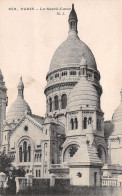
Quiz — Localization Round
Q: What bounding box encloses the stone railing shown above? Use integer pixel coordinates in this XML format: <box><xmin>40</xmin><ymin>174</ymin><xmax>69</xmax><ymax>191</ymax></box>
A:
<box><xmin>16</xmin><ymin>177</ymin><xmax>28</xmax><ymax>193</ymax></box>
<box><xmin>102</xmin><ymin>178</ymin><xmax>118</xmax><ymax>186</ymax></box>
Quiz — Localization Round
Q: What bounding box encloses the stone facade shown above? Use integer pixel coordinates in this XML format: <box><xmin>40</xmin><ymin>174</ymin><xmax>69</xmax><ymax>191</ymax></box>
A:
<box><xmin>1</xmin><ymin>4</ymin><xmax>122</xmax><ymax>186</ymax></box>
<box><xmin>0</xmin><ymin>70</ymin><xmax>7</xmax><ymax>148</ymax></box>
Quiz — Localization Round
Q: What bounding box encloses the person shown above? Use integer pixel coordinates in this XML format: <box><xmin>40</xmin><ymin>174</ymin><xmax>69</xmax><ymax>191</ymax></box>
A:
<box><xmin>4</xmin><ymin>169</ymin><xmax>16</xmax><ymax>194</ymax></box>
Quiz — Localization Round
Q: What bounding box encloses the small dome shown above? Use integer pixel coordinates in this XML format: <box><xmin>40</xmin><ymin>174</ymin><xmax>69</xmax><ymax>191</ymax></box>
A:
<box><xmin>7</xmin><ymin>96</ymin><xmax>31</xmax><ymax>121</ymax></box>
<box><xmin>112</xmin><ymin>90</ymin><xmax>122</xmax><ymax>122</ymax></box>
<box><xmin>67</xmin><ymin>76</ymin><xmax>100</xmax><ymax>112</ymax></box>
<box><xmin>112</xmin><ymin>103</ymin><xmax>122</xmax><ymax>123</ymax></box>
<box><xmin>7</xmin><ymin>77</ymin><xmax>31</xmax><ymax>122</ymax></box>
<box><xmin>110</xmin><ymin>90</ymin><xmax>122</xmax><ymax>136</ymax></box>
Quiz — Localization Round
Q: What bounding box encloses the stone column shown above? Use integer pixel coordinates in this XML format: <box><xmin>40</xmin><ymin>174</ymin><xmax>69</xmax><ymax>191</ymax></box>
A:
<box><xmin>93</xmin><ymin>111</ymin><xmax>97</xmax><ymax>133</ymax></box>
<box><xmin>26</xmin><ymin>173</ymin><xmax>33</xmax><ymax>187</ymax></box>
<box><xmin>78</xmin><ymin>111</ymin><xmax>83</xmax><ymax>131</ymax></box>
<box><xmin>68</xmin><ymin>70</ymin><xmax>70</xmax><ymax>79</ymax></box>
<box><xmin>46</xmin><ymin>100</ymin><xmax>48</xmax><ymax>113</ymax></box>
<box><xmin>50</xmin><ymin>174</ymin><xmax>55</xmax><ymax>186</ymax></box>
<box><xmin>92</xmin><ymin>72</ymin><xmax>94</xmax><ymax>81</ymax></box>
<box><xmin>0</xmin><ymin>172</ymin><xmax>6</xmax><ymax>188</ymax></box>
<box><xmin>59</xmin><ymin>98</ymin><xmax>62</xmax><ymax>110</ymax></box>
<box><xmin>52</xmin><ymin>99</ymin><xmax>55</xmax><ymax>111</ymax></box>
<box><xmin>66</xmin><ymin>113</ymin><xmax>69</xmax><ymax>134</ymax></box>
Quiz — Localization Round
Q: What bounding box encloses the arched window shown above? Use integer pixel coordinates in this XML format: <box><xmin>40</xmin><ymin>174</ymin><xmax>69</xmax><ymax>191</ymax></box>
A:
<box><xmin>74</xmin><ymin>118</ymin><xmax>78</xmax><ymax>129</ymax></box>
<box><xmin>54</xmin><ymin>95</ymin><xmax>59</xmax><ymax>110</ymax></box>
<box><xmin>39</xmin><ymin>170</ymin><xmax>41</xmax><ymax>177</ymax></box>
<box><xmin>83</xmin><ymin>117</ymin><xmax>87</xmax><ymax>129</ymax></box>
<box><xmin>49</xmin><ymin>97</ymin><xmax>52</xmax><ymax>112</ymax></box>
<box><xmin>83</xmin><ymin>68</ymin><xmax>85</xmax><ymax>75</ymax></box>
<box><xmin>52</xmin><ymin>159</ymin><xmax>55</xmax><ymax>164</ymax></box>
<box><xmin>28</xmin><ymin>146</ymin><xmax>31</xmax><ymax>162</ymax></box>
<box><xmin>37</xmin><ymin>154</ymin><xmax>38</xmax><ymax>162</ymax></box>
<box><xmin>19</xmin><ymin>147</ymin><xmax>22</xmax><ymax>162</ymax></box>
<box><xmin>40</xmin><ymin>154</ymin><xmax>41</xmax><ymax>162</ymax></box>
<box><xmin>70</xmin><ymin>118</ymin><xmax>74</xmax><ymax>130</ymax></box>
<box><xmin>23</xmin><ymin>141</ymin><xmax>27</xmax><ymax>162</ymax></box>
<box><xmin>88</xmin><ymin>117</ymin><xmax>92</xmax><ymax>125</ymax></box>
<box><xmin>36</xmin><ymin>170</ymin><xmax>38</xmax><ymax>177</ymax></box>
<box><xmin>70</xmin><ymin>71</ymin><xmax>76</xmax><ymax>75</ymax></box>
<box><xmin>97</xmin><ymin>119</ymin><xmax>99</xmax><ymax>130</ymax></box>
<box><xmin>97</xmin><ymin>145</ymin><xmax>106</xmax><ymax>164</ymax></box>
<box><xmin>46</xmin><ymin>129</ymin><xmax>47</xmax><ymax>135</ymax></box>
<box><xmin>61</xmin><ymin>94</ymin><xmax>67</xmax><ymax>109</ymax></box>
<box><xmin>35</xmin><ymin>154</ymin><xmax>37</xmax><ymax>162</ymax></box>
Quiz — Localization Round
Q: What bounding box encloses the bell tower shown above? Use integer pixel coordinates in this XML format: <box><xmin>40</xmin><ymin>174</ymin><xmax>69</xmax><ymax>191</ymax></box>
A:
<box><xmin>0</xmin><ymin>70</ymin><xmax>7</xmax><ymax>148</ymax></box>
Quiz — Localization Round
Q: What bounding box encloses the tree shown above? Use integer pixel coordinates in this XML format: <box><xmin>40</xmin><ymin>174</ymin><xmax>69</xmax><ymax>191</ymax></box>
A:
<box><xmin>0</xmin><ymin>153</ymin><xmax>12</xmax><ymax>174</ymax></box>
<box><xmin>13</xmin><ymin>167</ymin><xmax>26</xmax><ymax>177</ymax></box>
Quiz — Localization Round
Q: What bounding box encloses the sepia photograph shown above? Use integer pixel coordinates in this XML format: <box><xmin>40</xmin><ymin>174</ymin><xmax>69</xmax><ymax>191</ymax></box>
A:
<box><xmin>0</xmin><ymin>0</ymin><xmax>122</xmax><ymax>195</ymax></box>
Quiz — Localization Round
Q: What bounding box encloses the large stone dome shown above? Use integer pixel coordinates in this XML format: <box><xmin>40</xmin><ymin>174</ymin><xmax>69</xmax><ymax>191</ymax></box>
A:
<box><xmin>49</xmin><ymin>35</ymin><xmax>97</xmax><ymax>73</ymax></box>
<box><xmin>7</xmin><ymin>77</ymin><xmax>31</xmax><ymax>122</ymax></box>
<box><xmin>67</xmin><ymin>76</ymin><xmax>100</xmax><ymax>112</ymax></box>
<box><xmin>49</xmin><ymin>4</ymin><xmax>97</xmax><ymax>73</ymax></box>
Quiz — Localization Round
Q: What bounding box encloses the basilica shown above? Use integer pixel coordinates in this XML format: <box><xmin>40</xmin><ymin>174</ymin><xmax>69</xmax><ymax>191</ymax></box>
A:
<box><xmin>1</xmin><ymin>4</ymin><xmax>122</xmax><ymax>186</ymax></box>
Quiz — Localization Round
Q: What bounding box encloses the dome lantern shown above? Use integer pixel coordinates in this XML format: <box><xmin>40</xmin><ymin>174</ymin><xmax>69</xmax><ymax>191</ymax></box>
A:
<box><xmin>120</xmin><ymin>89</ymin><xmax>122</xmax><ymax>102</ymax></box>
<box><xmin>68</xmin><ymin>4</ymin><xmax>78</xmax><ymax>35</ymax></box>
<box><xmin>17</xmin><ymin>76</ymin><xmax>24</xmax><ymax>98</ymax></box>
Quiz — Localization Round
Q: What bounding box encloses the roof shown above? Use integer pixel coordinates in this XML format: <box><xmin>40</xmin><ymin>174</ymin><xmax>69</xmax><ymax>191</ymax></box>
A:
<box><xmin>49</xmin><ymin>5</ymin><xmax>97</xmax><ymax>74</ymax></box>
<box><xmin>7</xmin><ymin>96</ymin><xmax>32</xmax><ymax>122</ymax></box>
<box><xmin>7</xmin><ymin>77</ymin><xmax>32</xmax><ymax>122</ymax></box>
<box><xmin>30</xmin><ymin>114</ymin><xmax>44</xmax><ymax>124</ymax></box>
<box><xmin>43</xmin><ymin>116</ymin><xmax>57</xmax><ymax>124</ymax></box>
<box><xmin>49</xmin><ymin>34</ymin><xmax>97</xmax><ymax>73</ymax></box>
<box><xmin>111</xmin><ymin>90</ymin><xmax>122</xmax><ymax>136</ymax></box>
<box><xmin>67</xmin><ymin>142</ymin><xmax>102</xmax><ymax>166</ymax></box>
<box><xmin>67</xmin><ymin>76</ymin><xmax>100</xmax><ymax>112</ymax></box>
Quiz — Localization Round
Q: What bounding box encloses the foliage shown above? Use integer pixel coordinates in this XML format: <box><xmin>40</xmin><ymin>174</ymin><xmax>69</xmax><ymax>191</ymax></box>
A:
<box><xmin>13</xmin><ymin>167</ymin><xmax>26</xmax><ymax>177</ymax></box>
<box><xmin>0</xmin><ymin>153</ymin><xmax>26</xmax><ymax>177</ymax></box>
<box><xmin>0</xmin><ymin>153</ymin><xmax>12</xmax><ymax>174</ymax></box>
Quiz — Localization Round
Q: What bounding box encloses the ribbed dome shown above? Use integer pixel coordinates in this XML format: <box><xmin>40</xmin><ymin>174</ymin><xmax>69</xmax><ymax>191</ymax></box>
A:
<box><xmin>49</xmin><ymin>5</ymin><xmax>97</xmax><ymax>73</ymax></box>
<box><xmin>111</xmin><ymin>90</ymin><xmax>122</xmax><ymax>136</ymax></box>
<box><xmin>7</xmin><ymin>77</ymin><xmax>31</xmax><ymax>122</ymax></box>
<box><xmin>67</xmin><ymin>76</ymin><xmax>100</xmax><ymax>112</ymax></box>
<box><xmin>49</xmin><ymin>34</ymin><xmax>97</xmax><ymax>73</ymax></box>
<box><xmin>7</xmin><ymin>96</ymin><xmax>31</xmax><ymax>121</ymax></box>
<box><xmin>112</xmin><ymin>90</ymin><xmax>122</xmax><ymax>123</ymax></box>
<box><xmin>112</xmin><ymin>103</ymin><xmax>122</xmax><ymax>122</ymax></box>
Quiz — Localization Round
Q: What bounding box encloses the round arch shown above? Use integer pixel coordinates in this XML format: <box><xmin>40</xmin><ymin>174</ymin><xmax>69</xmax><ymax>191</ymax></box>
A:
<box><xmin>97</xmin><ymin>144</ymin><xmax>107</xmax><ymax>164</ymax></box>
<box><xmin>16</xmin><ymin>136</ymin><xmax>34</xmax><ymax>163</ymax></box>
<box><xmin>63</xmin><ymin>143</ymin><xmax>80</xmax><ymax>162</ymax></box>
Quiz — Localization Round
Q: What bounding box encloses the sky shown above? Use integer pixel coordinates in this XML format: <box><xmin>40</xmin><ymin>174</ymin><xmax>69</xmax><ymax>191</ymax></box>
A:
<box><xmin>0</xmin><ymin>0</ymin><xmax>122</xmax><ymax>120</ymax></box>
